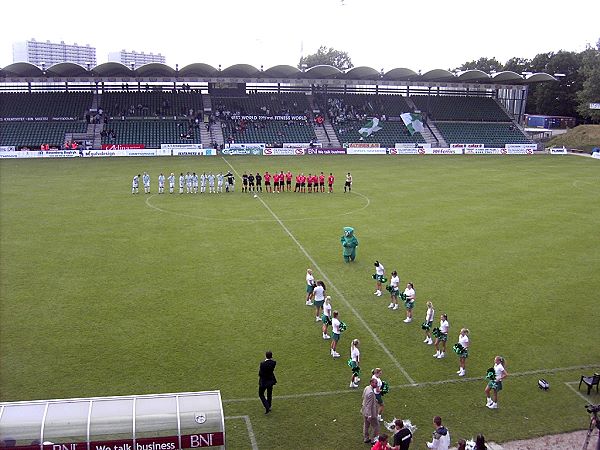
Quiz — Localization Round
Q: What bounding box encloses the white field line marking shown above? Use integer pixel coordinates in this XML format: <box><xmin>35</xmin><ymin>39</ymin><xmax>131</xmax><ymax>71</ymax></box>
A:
<box><xmin>564</xmin><ymin>381</ymin><xmax>598</xmax><ymax>403</ymax></box>
<box><xmin>225</xmin><ymin>415</ymin><xmax>259</xmax><ymax>450</ymax></box>
<box><xmin>222</xmin><ymin>157</ymin><xmax>416</xmax><ymax>385</ymax></box>
<box><xmin>144</xmin><ymin>191</ymin><xmax>369</xmax><ymax>222</ymax></box>
<box><xmin>223</xmin><ymin>364</ymin><xmax>599</xmax><ymax>404</ymax></box>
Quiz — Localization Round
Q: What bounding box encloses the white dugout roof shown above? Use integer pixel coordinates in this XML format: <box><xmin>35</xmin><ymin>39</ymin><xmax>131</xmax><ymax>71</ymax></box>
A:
<box><xmin>0</xmin><ymin>391</ymin><xmax>224</xmax><ymax>450</ymax></box>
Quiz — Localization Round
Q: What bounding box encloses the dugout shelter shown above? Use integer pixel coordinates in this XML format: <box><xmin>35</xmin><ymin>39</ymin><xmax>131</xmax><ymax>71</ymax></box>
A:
<box><xmin>0</xmin><ymin>391</ymin><xmax>225</xmax><ymax>450</ymax></box>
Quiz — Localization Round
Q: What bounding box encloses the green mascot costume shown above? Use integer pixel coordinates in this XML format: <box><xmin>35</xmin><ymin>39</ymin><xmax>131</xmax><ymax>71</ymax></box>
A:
<box><xmin>340</xmin><ymin>226</ymin><xmax>358</xmax><ymax>263</ymax></box>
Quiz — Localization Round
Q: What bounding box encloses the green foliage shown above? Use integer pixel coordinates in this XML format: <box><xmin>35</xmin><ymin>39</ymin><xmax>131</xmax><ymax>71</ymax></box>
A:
<box><xmin>298</xmin><ymin>45</ymin><xmax>353</xmax><ymax>70</ymax></box>
<box><xmin>454</xmin><ymin>40</ymin><xmax>600</xmax><ymax>121</ymax></box>
<box><xmin>502</xmin><ymin>57</ymin><xmax>532</xmax><ymax>75</ymax></box>
<box><xmin>1</xmin><ymin>156</ymin><xmax>599</xmax><ymax>449</ymax></box>
<box><xmin>576</xmin><ymin>46</ymin><xmax>600</xmax><ymax>123</ymax></box>
<box><xmin>526</xmin><ymin>51</ymin><xmax>585</xmax><ymax>117</ymax></box>
<box><xmin>455</xmin><ymin>57</ymin><xmax>502</xmax><ymax>73</ymax></box>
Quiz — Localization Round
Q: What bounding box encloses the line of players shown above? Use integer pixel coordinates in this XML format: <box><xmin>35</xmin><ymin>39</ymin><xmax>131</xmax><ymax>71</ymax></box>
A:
<box><xmin>132</xmin><ymin>171</ymin><xmax>235</xmax><ymax>194</ymax></box>
<box><xmin>132</xmin><ymin>170</ymin><xmax>348</xmax><ymax>195</ymax></box>
<box><xmin>241</xmin><ymin>171</ymin><xmax>336</xmax><ymax>194</ymax></box>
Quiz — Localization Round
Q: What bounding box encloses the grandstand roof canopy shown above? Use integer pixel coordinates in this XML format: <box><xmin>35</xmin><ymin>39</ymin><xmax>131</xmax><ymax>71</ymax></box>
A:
<box><xmin>0</xmin><ymin>62</ymin><xmax>556</xmax><ymax>85</ymax></box>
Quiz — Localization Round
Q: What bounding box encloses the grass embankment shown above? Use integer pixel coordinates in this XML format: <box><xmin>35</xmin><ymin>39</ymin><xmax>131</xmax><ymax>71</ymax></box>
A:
<box><xmin>547</xmin><ymin>124</ymin><xmax>600</xmax><ymax>152</ymax></box>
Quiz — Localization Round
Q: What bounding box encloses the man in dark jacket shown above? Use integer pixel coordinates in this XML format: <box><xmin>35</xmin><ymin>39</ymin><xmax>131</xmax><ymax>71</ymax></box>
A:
<box><xmin>258</xmin><ymin>351</ymin><xmax>277</xmax><ymax>414</ymax></box>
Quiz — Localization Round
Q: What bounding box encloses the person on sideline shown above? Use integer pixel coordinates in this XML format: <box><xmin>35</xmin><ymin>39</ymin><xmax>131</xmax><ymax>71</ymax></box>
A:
<box><xmin>313</xmin><ymin>280</ymin><xmax>326</xmax><ymax>322</ymax></box>
<box><xmin>474</xmin><ymin>434</ymin><xmax>487</xmax><ymax>450</ymax></box>
<box><xmin>349</xmin><ymin>338</ymin><xmax>361</xmax><ymax>388</ymax></box>
<box><xmin>455</xmin><ymin>328</ymin><xmax>470</xmax><ymax>377</ymax></box>
<box><xmin>387</xmin><ymin>270</ymin><xmax>400</xmax><ymax>310</ymax></box>
<box><xmin>426</xmin><ymin>416</ymin><xmax>450</xmax><ymax>450</ymax></box>
<box><xmin>485</xmin><ymin>356</ymin><xmax>508</xmax><ymax>409</ymax></box>
<box><xmin>362</xmin><ymin>378</ymin><xmax>380</xmax><ymax>444</ymax></box>
<box><xmin>305</xmin><ymin>269</ymin><xmax>315</xmax><ymax>306</ymax></box>
<box><xmin>322</xmin><ymin>296</ymin><xmax>332</xmax><ymax>340</ymax></box>
<box><xmin>371</xmin><ymin>434</ymin><xmax>389</xmax><ymax>450</ymax></box>
<box><xmin>391</xmin><ymin>419</ymin><xmax>413</xmax><ymax>450</ymax></box>
<box><xmin>433</xmin><ymin>314</ymin><xmax>449</xmax><ymax>359</ymax></box>
<box><xmin>402</xmin><ymin>282</ymin><xmax>416</xmax><ymax>323</ymax></box>
<box><xmin>422</xmin><ymin>301</ymin><xmax>435</xmax><ymax>344</ymax></box>
<box><xmin>258</xmin><ymin>351</ymin><xmax>277</xmax><ymax>414</ymax></box>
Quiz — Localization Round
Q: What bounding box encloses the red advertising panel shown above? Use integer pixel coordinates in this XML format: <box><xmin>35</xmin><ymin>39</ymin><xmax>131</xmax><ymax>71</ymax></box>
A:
<box><xmin>180</xmin><ymin>433</ymin><xmax>224</xmax><ymax>448</ymax></box>
<box><xmin>101</xmin><ymin>144</ymin><xmax>145</xmax><ymax>150</ymax></box>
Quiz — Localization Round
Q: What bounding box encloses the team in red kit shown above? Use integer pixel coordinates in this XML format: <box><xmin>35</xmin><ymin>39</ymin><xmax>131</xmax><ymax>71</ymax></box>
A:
<box><xmin>257</xmin><ymin>170</ymin><xmax>339</xmax><ymax>194</ymax></box>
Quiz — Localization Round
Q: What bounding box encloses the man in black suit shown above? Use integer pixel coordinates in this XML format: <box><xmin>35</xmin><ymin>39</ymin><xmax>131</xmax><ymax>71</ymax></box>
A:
<box><xmin>258</xmin><ymin>351</ymin><xmax>277</xmax><ymax>414</ymax></box>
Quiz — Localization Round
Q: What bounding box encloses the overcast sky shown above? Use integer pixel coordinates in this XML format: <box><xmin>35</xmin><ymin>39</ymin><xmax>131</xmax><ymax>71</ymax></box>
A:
<box><xmin>2</xmin><ymin>0</ymin><xmax>598</xmax><ymax>72</ymax></box>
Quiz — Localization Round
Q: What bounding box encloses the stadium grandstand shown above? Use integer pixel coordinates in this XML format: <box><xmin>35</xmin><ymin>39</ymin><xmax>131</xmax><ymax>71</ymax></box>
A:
<box><xmin>0</xmin><ymin>62</ymin><xmax>557</xmax><ymax>151</ymax></box>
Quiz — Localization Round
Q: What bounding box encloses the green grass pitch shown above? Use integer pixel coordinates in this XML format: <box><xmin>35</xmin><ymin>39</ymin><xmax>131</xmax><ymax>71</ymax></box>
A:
<box><xmin>1</xmin><ymin>155</ymin><xmax>599</xmax><ymax>449</ymax></box>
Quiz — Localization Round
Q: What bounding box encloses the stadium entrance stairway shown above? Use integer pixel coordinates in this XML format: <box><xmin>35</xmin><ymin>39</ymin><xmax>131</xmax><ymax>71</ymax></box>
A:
<box><xmin>421</xmin><ymin>122</ymin><xmax>448</xmax><ymax>147</ymax></box>
<box><xmin>67</xmin><ymin>123</ymin><xmax>96</xmax><ymax>149</ymax></box>
<box><xmin>321</xmin><ymin>121</ymin><xmax>341</xmax><ymax>147</ymax></box>
<box><xmin>312</xmin><ymin>123</ymin><xmax>332</xmax><ymax>146</ymax></box>
<box><xmin>306</xmin><ymin>93</ymin><xmax>340</xmax><ymax>147</ymax></box>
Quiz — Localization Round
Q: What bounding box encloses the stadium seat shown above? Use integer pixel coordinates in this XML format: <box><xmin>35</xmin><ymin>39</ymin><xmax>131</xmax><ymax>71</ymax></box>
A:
<box><xmin>579</xmin><ymin>373</ymin><xmax>600</xmax><ymax>395</ymax></box>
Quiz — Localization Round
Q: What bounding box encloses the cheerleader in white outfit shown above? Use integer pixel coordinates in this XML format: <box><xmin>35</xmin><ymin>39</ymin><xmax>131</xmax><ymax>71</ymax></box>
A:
<box><xmin>349</xmin><ymin>339</ymin><xmax>361</xmax><ymax>388</ymax></box>
<box><xmin>455</xmin><ymin>328</ymin><xmax>470</xmax><ymax>376</ymax></box>
<box><xmin>387</xmin><ymin>270</ymin><xmax>400</xmax><ymax>310</ymax></box>
<box><xmin>433</xmin><ymin>314</ymin><xmax>449</xmax><ymax>358</ymax></box>
<box><xmin>322</xmin><ymin>296</ymin><xmax>332</xmax><ymax>339</ymax></box>
<box><xmin>422</xmin><ymin>301</ymin><xmax>435</xmax><ymax>344</ymax></box>
<box><xmin>402</xmin><ymin>282</ymin><xmax>416</xmax><ymax>323</ymax></box>
<box><xmin>373</xmin><ymin>261</ymin><xmax>385</xmax><ymax>296</ymax></box>
<box><xmin>485</xmin><ymin>356</ymin><xmax>508</xmax><ymax>409</ymax></box>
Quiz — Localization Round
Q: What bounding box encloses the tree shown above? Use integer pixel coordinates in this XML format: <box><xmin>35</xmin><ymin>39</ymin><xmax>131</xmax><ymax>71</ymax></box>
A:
<box><xmin>298</xmin><ymin>46</ymin><xmax>353</xmax><ymax>71</ymax></box>
<box><xmin>576</xmin><ymin>43</ymin><xmax>600</xmax><ymax>123</ymax></box>
<box><xmin>502</xmin><ymin>57</ymin><xmax>532</xmax><ymax>75</ymax></box>
<box><xmin>455</xmin><ymin>57</ymin><xmax>502</xmax><ymax>73</ymax></box>
<box><xmin>526</xmin><ymin>51</ymin><xmax>584</xmax><ymax>117</ymax></box>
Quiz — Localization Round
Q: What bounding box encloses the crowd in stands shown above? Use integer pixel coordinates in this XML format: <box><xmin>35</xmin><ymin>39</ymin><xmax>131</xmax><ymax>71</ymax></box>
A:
<box><xmin>212</xmin><ymin>94</ymin><xmax>314</xmax><ymax>146</ymax></box>
<box><xmin>100</xmin><ymin>129</ymin><xmax>117</xmax><ymax>141</ymax></box>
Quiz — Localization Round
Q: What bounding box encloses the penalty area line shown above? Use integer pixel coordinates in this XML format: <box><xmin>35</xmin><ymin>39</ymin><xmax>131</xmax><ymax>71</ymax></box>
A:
<box><xmin>221</xmin><ymin>157</ymin><xmax>416</xmax><ymax>386</ymax></box>
<box><xmin>224</xmin><ymin>415</ymin><xmax>259</xmax><ymax>450</ymax></box>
